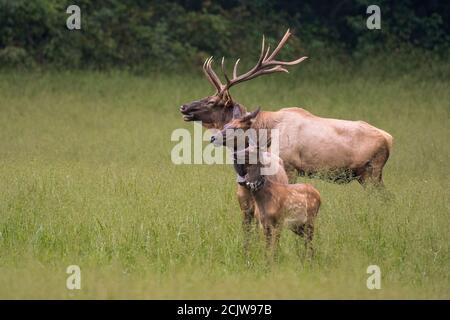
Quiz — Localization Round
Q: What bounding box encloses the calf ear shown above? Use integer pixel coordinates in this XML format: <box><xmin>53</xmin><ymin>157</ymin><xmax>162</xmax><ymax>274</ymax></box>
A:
<box><xmin>232</xmin><ymin>104</ymin><xmax>242</xmax><ymax>119</ymax></box>
<box><xmin>242</xmin><ymin>106</ymin><xmax>261</xmax><ymax>122</ymax></box>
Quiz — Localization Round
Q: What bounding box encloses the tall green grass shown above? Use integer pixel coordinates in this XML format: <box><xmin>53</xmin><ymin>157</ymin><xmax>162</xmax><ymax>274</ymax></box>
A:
<box><xmin>0</xmin><ymin>59</ymin><xmax>449</xmax><ymax>298</ymax></box>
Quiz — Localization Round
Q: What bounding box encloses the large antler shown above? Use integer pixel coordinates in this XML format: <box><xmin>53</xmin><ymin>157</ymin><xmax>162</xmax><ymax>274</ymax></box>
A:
<box><xmin>203</xmin><ymin>56</ymin><xmax>225</xmax><ymax>93</ymax></box>
<box><xmin>221</xmin><ymin>29</ymin><xmax>307</xmax><ymax>92</ymax></box>
<box><xmin>202</xmin><ymin>29</ymin><xmax>307</xmax><ymax>97</ymax></box>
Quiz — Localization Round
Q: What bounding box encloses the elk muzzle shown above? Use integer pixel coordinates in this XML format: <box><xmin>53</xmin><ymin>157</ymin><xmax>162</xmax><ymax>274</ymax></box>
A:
<box><xmin>210</xmin><ymin>131</ymin><xmax>225</xmax><ymax>146</ymax></box>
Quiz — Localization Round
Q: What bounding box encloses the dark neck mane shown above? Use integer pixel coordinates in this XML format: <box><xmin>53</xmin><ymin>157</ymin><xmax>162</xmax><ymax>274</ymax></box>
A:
<box><xmin>233</xmin><ymin>162</ymin><xmax>247</xmax><ymax>178</ymax></box>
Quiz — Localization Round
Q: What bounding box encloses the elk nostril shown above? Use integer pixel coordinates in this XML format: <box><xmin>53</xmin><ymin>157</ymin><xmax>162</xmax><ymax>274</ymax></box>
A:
<box><xmin>180</xmin><ymin>105</ymin><xmax>186</xmax><ymax>111</ymax></box>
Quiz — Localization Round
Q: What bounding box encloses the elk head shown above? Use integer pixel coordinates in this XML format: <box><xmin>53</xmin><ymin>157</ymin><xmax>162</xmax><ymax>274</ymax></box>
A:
<box><xmin>210</xmin><ymin>107</ymin><xmax>261</xmax><ymax>148</ymax></box>
<box><xmin>180</xmin><ymin>29</ymin><xmax>307</xmax><ymax>129</ymax></box>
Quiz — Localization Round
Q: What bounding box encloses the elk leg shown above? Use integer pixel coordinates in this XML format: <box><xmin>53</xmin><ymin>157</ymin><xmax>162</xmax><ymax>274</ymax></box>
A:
<box><xmin>263</xmin><ymin>222</ymin><xmax>272</xmax><ymax>249</ymax></box>
<box><xmin>284</xmin><ymin>165</ymin><xmax>298</xmax><ymax>184</ymax></box>
<box><xmin>271</xmin><ymin>226</ymin><xmax>282</xmax><ymax>260</ymax></box>
<box><xmin>292</xmin><ymin>225</ymin><xmax>307</xmax><ymax>258</ymax></box>
<box><xmin>304</xmin><ymin>224</ymin><xmax>315</xmax><ymax>259</ymax></box>
<box><xmin>359</xmin><ymin>148</ymin><xmax>389</xmax><ymax>188</ymax></box>
<box><xmin>262</xmin><ymin>218</ymin><xmax>281</xmax><ymax>261</ymax></box>
<box><xmin>291</xmin><ymin>224</ymin><xmax>313</xmax><ymax>259</ymax></box>
<box><xmin>237</xmin><ymin>185</ymin><xmax>255</xmax><ymax>255</ymax></box>
<box><xmin>242</xmin><ymin>210</ymin><xmax>254</xmax><ymax>255</ymax></box>
<box><xmin>370</xmin><ymin>154</ymin><xmax>388</xmax><ymax>188</ymax></box>
<box><xmin>362</xmin><ymin>163</ymin><xmax>385</xmax><ymax>188</ymax></box>
<box><xmin>357</xmin><ymin>162</ymin><xmax>373</xmax><ymax>187</ymax></box>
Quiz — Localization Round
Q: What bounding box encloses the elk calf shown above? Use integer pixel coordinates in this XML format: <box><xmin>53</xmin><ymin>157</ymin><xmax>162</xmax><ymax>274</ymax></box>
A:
<box><xmin>211</xmin><ymin>107</ymin><xmax>321</xmax><ymax>256</ymax></box>
<box><xmin>232</xmin><ymin>146</ymin><xmax>321</xmax><ymax>257</ymax></box>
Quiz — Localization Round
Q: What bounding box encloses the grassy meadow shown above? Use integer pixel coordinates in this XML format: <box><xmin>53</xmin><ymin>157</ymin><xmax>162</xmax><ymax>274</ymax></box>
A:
<box><xmin>0</xmin><ymin>58</ymin><xmax>449</xmax><ymax>299</ymax></box>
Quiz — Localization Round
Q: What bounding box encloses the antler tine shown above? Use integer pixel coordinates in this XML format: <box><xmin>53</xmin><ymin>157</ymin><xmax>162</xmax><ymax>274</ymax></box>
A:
<box><xmin>235</xmin><ymin>66</ymin><xmax>289</xmax><ymax>83</ymax></box>
<box><xmin>268</xmin><ymin>56</ymin><xmax>308</xmax><ymax>66</ymax></box>
<box><xmin>226</xmin><ymin>34</ymin><xmax>267</xmax><ymax>83</ymax></box>
<box><xmin>203</xmin><ymin>57</ymin><xmax>219</xmax><ymax>92</ymax></box>
<box><xmin>267</xmin><ymin>29</ymin><xmax>291</xmax><ymax>61</ymax></box>
<box><xmin>209</xmin><ymin>58</ymin><xmax>224</xmax><ymax>88</ymax></box>
<box><xmin>258</xmin><ymin>35</ymin><xmax>266</xmax><ymax>66</ymax></box>
<box><xmin>221</xmin><ymin>57</ymin><xmax>231</xmax><ymax>85</ymax></box>
<box><xmin>206</xmin><ymin>57</ymin><xmax>224</xmax><ymax>92</ymax></box>
<box><xmin>232</xmin><ymin>59</ymin><xmax>240</xmax><ymax>79</ymax></box>
<box><xmin>218</xmin><ymin>28</ymin><xmax>307</xmax><ymax>93</ymax></box>
<box><xmin>263</xmin><ymin>45</ymin><xmax>271</xmax><ymax>61</ymax></box>
<box><xmin>203</xmin><ymin>57</ymin><xmax>213</xmax><ymax>79</ymax></box>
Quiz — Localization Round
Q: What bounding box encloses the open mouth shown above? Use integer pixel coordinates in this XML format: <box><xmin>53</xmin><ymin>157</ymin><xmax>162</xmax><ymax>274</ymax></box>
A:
<box><xmin>182</xmin><ymin>114</ymin><xmax>195</xmax><ymax>121</ymax></box>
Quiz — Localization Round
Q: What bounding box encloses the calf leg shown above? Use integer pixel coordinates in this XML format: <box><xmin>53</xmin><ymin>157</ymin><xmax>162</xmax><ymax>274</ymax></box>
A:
<box><xmin>292</xmin><ymin>224</ymin><xmax>314</xmax><ymax>258</ymax></box>
<box><xmin>304</xmin><ymin>224</ymin><xmax>315</xmax><ymax>258</ymax></box>
<box><xmin>237</xmin><ymin>185</ymin><xmax>255</xmax><ymax>255</ymax></box>
<box><xmin>263</xmin><ymin>222</ymin><xmax>281</xmax><ymax>261</ymax></box>
<box><xmin>259</xmin><ymin>212</ymin><xmax>281</xmax><ymax>260</ymax></box>
<box><xmin>292</xmin><ymin>225</ymin><xmax>306</xmax><ymax>258</ymax></box>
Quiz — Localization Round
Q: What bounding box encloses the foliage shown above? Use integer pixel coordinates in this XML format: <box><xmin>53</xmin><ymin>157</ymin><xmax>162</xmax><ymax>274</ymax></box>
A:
<box><xmin>0</xmin><ymin>0</ymin><xmax>449</xmax><ymax>70</ymax></box>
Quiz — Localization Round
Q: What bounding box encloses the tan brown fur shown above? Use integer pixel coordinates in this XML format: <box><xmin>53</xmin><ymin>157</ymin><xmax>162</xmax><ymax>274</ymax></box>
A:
<box><xmin>236</xmin><ymin>153</ymin><xmax>288</xmax><ymax>252</ymax></box>
<box><xmin>234</xmin><ymin>149</ymin><xmax>321</xmax><ymax>257</ymax></box>
<box><xmin>221</xmin><ymin>107</ymin><xmax>393</xmax><ymax>186</ymax></box>
<box><xmin>181</xmin><ymin>30</ymin><xmax>392</xmax><ymax>256</ymax></box>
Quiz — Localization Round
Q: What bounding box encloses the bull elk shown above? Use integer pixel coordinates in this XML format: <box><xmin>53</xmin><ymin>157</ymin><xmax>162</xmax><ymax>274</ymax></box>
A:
<box><xmin>180</xmin><ymin>29</ymin><xmax>393</xmax><ymax>250</ymax></box>
<box><xmin>180</xmin><ymin>29</ymin><xmax>393</xmax><ymax>186</ymax></box>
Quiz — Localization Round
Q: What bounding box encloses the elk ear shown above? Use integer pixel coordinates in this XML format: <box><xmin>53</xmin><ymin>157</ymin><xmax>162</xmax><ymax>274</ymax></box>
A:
<box><xmin>242</xmin><ymin>107</ymin><xmax>261</xmax><ymax>123</ymax></box>
<box><xmin>232</xmin><ymin>105</ymin><xmax>242</xmax><ymax>119</ymax></box>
